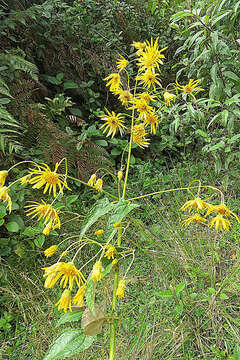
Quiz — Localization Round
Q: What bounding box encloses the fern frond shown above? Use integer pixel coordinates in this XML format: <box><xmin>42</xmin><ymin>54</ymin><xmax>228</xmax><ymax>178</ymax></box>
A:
<box><xmin>0</xmin><ymin>106</ymin><xmax>19</xmax><ymax>123</ymax></box>
<box><xmin>0</xmin><ymin>53</ymin><xmax>39</xmax><ymax>81</ymax></box>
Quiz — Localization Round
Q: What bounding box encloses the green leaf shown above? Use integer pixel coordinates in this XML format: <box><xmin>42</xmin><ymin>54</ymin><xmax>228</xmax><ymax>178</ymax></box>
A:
<box><xmin>102</xmin><ymin>263</ymin><xmax>113</xmax><ymax>277</ymax></box>
<box><xmin>228</xmin><ymin>134</ymin><xmax>240</xmax><ymax>144</ymax></box>
<box><xmin>111</xmin><ymin>149</ymin><xmax>121</xmax><ymax>156</ymax></box>
<box><xmin>66</xmin><ymin>195</ymin><xmax>79</xmax><ymax>205</ymax></box>
<box><xmin>224</xmin><ymin>71</ymin><xmax>240</xmax><ymax>83</ymax></box>
<box><xmin>157</xmin><ymin>290</ymin><xmax>173</xmax><ymax>298</ymax></box>
<box><xmin>219</xmin><ymin>293</ymin><xmax>229</xmax><ymax>300</ymax></box>
<box><xmin>6</xmin><ymin>221</ymin><xmax>19</xmax><ymax>232</ymax></box>
<box><xmin>63</xmin><ymin>81</ymin><xmax>78</xmax><ymax>90</ymax></box>
<box><xmin>7</xmin><ymin>214</ymin><xmax>24</xmax><ymax>230</ymax></box>
<box><xmin>22</xmin><ymin>226</ymin><xmax>38</xmax><ymax>237</ymax></box>
<box><xmin>34</xmin><ymin>235</ymin><xmax>45</xmax><ymax>248</ymax></box>
<box><xmin>94</xmin><ymin>140</ymin><xmax>108</xmax><ymax>147</ymax></box>
<box><xmin>70</xmin><ymin>108</ymin><xmax>82</xmax><ymax>117</ymax></box>
<box><xmin>0</xmin><ymin>219</ymin><xmax>4</xmax><ymax>226</ymax></box>
<box><xmin>85</xmin><ymin>280</ymin><xmax>95</xmax><ymax>315</ymax></box>
<box><xmin>210</xmin><ymin>63</ymin><xmax>218</xmax><ymax>81</ymax></box>
<box><xmin>43</xmin><ymin>329</ymin><xmax>95</xmax><ymax>360</ymax></box>
<box><xmin>0</xmin><ymin>205</ymin><xmax>7</xmax><ymax>218</ymax></box>
<box><xmin>175</xmin><ymin>282</ymin><xmax>186</xmax><ymax>296</ymax></box>
<box><xmin>208</xmin><ymin>141</ymin><xmax>225</xmax><ymax>152</ymax></box>
<box><xmin>57</xmin><ymin>311</ymin><xmax>83</xmax><ymax>327</ymax></box>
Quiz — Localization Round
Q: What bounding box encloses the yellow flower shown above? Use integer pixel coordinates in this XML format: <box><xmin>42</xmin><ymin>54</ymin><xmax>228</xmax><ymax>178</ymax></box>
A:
<box><xmin>43</xmin><ymin>262</ymin><xmax>85</xmax><ymax>290</ymax></box>
<box><xmin>91</xmin><ymin>261</ymin><xmax>102</xmax><ymax>283</ymax></box>
<box><xmin>28</xmin><ymin>162</ymin><xmax>70</xmax><ymax>198</ymax></box>
<box><xmin>94</xmin><ymin>179</ymin><xmax>103</xmax><ymax>192</ymax></box>
<box><xmin>104</xmin><ymin>244</ymin><xmax>116</xmax><ymax>260</ymax></box>
<box><xmin>132</xmin><ymin>124</ymin><xmax>150</xmax><ymax>148</ymax></box>
<box><xmin>144</xmin><ymin>111</ymin><xmax>159</xmax><ymax>135</ymax></box>
<box><xmin>179</xmin><ymin>197</ymin><xmax>209</xmax><ymax>213</ymax></box>
<box><xmin>163</xmin><ymin>92</ymin><xmax>174</xmax><ymax>106</ymax></box>
<box><xmin>113</xmin><ymin>222</ymin><xmax>120</xmax><ymax>228</ymax></box>
<box><xmin>0</xmin><ymin>170</ymin><xmax>8</xmax><ymax>188</ymax></box>
<box><xmin>136</xmin><ymin>92</ymin><xmax>156</xmax><ymax>104</ymax></box>
<box><xmin>183</xmin><ymin>213</ymin><xmax>207</xmax><ymax>227</ymax></box>
<box><xmin>73</xmin><ymin>285</ymin><xmax>86</xmax><ymax>307</ymax></box>
<box><xmin>94</xmin><ymin>229</ymin><xmax>104</xmax><ymax>236</ymax></box>
<box><xmin>137</xmin><ymin>38</ymin><xmax>167</xmax><ymax>71</ymax></box>
<box><xmin>19</xmin><ymin>174</ymin><xmax>31</xmax><ymax>185</ymax></box>
<box><xmin>55</xmin><ymin>289</ymin><xmax>72</xmax><ymax>313</ymax></box>
<box><xmin>0</xmin><ymin>186</ymin><xmax>12</xmax><ymax>213</ymax></box>
<box><xmin>88</xmin><ymin>174</ymin><xmax>97</xmax><ymax>187</ymax></box>
<box><xmin>25</xmin><ymin>200</ymin><xmax>61</xmax><ymax>236</ymax></box>
<box><xmin>136</xmin><ymin>69</ymin><xmax>161</xmax><ymax>89</ymax></box>
<box><xmin>128</xmin><ymin>99</ymin><xmax>153</xmax><ymax>120</ymax></box>
<box><xmin>208</xmin><ymin>215</ymin><xmax>231</xmax><ymax>231</ymax></box>
<box><xmin>112</xmin><ymin>259</ymin><xmax>118</xmax><ymax>265</ymax></box>
<box><xmin>104</xmin><ymin>73</ymin><xmax>122</xmax><ymax>92</ymax></box>
<box><xmin>206</xmin><ymin>204</ymin><xmax>240</xmax><ymax>223</ymax></box>
<box><xmin>100</xmin><ymin>109</ymin><xmax>126</xmax><ymax>137</ymax></box>
<box><xmin>132</xmin><ymin>41</ymin><xmax>147</xmax><ymax>54</ymax></box>
<box><xmin>116</xmin><ymin>55</ymin><xmax>129</xmax><ymax>71</ymax></box>
<box><xmin>44</xmin><ymin>245</ymin><xmax>58</xmax><ymax>258</ymax></box>
<box><xmin>116</xmin><ymin>280</ymin><xmax>126</xmax><ymax>298</ymax></box>
<box><xmin>117</xmin><ymin>89</ymin><xmax>133</xmax><ymax>106</ymax></box>
<box><xmin>176</xmin><ymin>79</ymin><xmax>204</xmax><ymax>99</ymax></box>
<box><xmin>117</xmin><ymin>171</ymin><xmax>123</xmax><ymax>181</ymax></box>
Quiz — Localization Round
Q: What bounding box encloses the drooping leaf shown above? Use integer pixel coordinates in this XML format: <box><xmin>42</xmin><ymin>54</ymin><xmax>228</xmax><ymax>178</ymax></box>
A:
<box><xmin>57</xmin><ymin>311</ymin><xmax>83</xmax><ymax>327</ymax></box>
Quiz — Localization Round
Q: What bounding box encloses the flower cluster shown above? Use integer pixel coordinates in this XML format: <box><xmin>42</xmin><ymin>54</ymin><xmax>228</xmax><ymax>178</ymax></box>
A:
<box><xmin>0</xmin><ymin>171</ymin><xmax>12</xmax><ymax>213</ymax></box>
<box><xmin>180</xmin><ymin>197</ymin><xmax>240</xmax><ymax>231</ymax></box>
<box><xmin>87</xmin><ymin>173</ymin><xmax>103</xmax><ymax>192</ymax></box>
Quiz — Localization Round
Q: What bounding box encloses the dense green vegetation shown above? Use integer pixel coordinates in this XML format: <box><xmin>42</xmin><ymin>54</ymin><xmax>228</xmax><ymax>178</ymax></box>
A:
<box><xmin>1</xmin><ymin>0</ymin><xmax>240</xmax><ymax>359</ymax></box>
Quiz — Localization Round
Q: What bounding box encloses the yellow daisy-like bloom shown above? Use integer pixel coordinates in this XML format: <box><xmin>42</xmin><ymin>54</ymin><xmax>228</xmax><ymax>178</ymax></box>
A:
<box><xmin>25</xmin><ymin>200</ymin><xmax>61</xmax><ymax>236</ymax></box>
<box><xmin>183</xmin><ymin>213</ymin><xmax>207</xmax><ymax>227</ymax></box>
<box><xmin>136</xmin><ymin>92</ymin><xmax>156</xmax><ymax>104</ymax></box>
<box><xmin>94</xmin><ymin>179</ymin><xmax>103</xmax><ymax>192</ymax></box>
<box><xmin>94</xmin><ymin>229</ymin><xmax>104</xmax><ymax>236</ymax></box>
<box><xmin>132</xmin><ymin>124</ymin><xmax>150</xmax><ymax>148</ymax></box>
<box><xmin>163</xmin><ymin>92</ymin><xmax>174</xmax><ymax>106</ymax></box>
<box><xmin>179</xmin><ymin>197</ymin><xmax>210</xmax><ymax>213</ymax></box>
<box><xmin>88</xmin><ymin>173</ymin><xmax>97</xmax><ymax>187</ymax></box>
<box><xmin>116</xmin><ymin>280</ymin><xmax>126</xmax><ymax>298</ymax></box>
<box><xmin>136</xmin><ymin>69</ymin><xmax>161</xmax><ymax>89</ymax></box>
<box><xmin>208</xmin><ymin>215</ymin><xmax>231</xmax><ymax>231</ymax></box>
<box><xmin>137</xmin><ymin>38</ymin><xmax>167</xmax><ymax>71</ymax></box>
<box><xmin>206</xmin><ymin>204</ymin><xmax>240</xmax><ymax>223</ymax></box>
<box><xmin>104</xmin><ymin>73</ymin><xmax>122</xmax><ymax>92</ymax></box>
<box><xmin>100</xmin><ymin>109</ymin><xmax>126</xmax><ymax>138</ymax></box>
<box><xmin>0</xmin><ymin>186</ymin><xmax>12</xmax><ymax>213</ymax></box>
<box><xmin>176</xmin><ymin>79</ymin><xmax>204</xmax><ymax>99</ymax></box>
<box><xmin>73</xmin><ymin>285</ymin><xmax>86</xmax><ymax>307</ymax></box>
<box><xmin>117</xmin><ymin>89</ymin><xmax>133</xmax><ymax>106</ymax></box>
<box><xmin>129</xmin><ymin>99</ymin><xmax>153</xmax><ymax>120</ymax></box>
<box><xmin>55</xmin><ymin>289</ymin><xmax>72</xmax><ymax>313</ymax></box>
<box><xmin>144</xmin><ymin>111</ymin><xmax>159</xmax><ymax>135</ymax></box>
<box><xmin>116</xmin><ymin>55</ymin><xmax>129</xmax><ymax>71</ymax></box>
<box><xmin>28</xmin><ymin>162</ymin><xmax>70</xmax><ymax>198</ymax></box>
<box><xmin>19</xmin><ymin>174</ymin><xmax>31</xmax><ymax>185</ymax></box>
<box><xmin>91</xmin><ymin>261</ymin><xmax>102</xmax><ymax>283</ymax></box>
<box><xmin>44</xmin><ymin>245</ymin><xmax>58</xmax><ymax>258</ymax></box>
<box><xmin>132</xmin><ymin>41</ymin><xmax>147</xmax><ymax>54</ymax></box>
<box><xmin>104</xmin><ymin>244</ymin><xmax>116</xmax><ymax>260</ymax></box>
<box><xmin>0</xmin><ymin>170</ymin><xmax>8</xmax><ymax>188</ymax></box>
<box><xmin>43</xmin><ymin>262</ymin><xmax>85</xmax><ymax>290</ymax></box>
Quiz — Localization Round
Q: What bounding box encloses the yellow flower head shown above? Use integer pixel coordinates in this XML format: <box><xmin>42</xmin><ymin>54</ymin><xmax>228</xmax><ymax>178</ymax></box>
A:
<box><xmin>25</xmin><ymin>200</ymin><xmax>61</xmax><ymax>236</ymax></box>
<box><xmin>19</xmin><ymin>174</ymin><xmax>32</xmax><ymax>185</ymax></box>
<box><xmin>136</xmin><ymin>92</ymin><xmax>156</xmax><ymax>104</ymax></box>
<box><xmin>136</xmin><ymin>69</ymin><xmax>161</xmax><ymax>89</ymax></box>
<box><xmin>183</xmin><ymin>213</ymin><xmax>207</xmax><ymax>227</ymax></box>
<box><xmin>55</xmin><ymin>289</ymin><xmax>72</xmax><ymax>313</ymax></box>
<box><xmin>44</xmin><ymin>245</ymin><xmax>58</xmax><ymax>258</ymax></box>
<box><xmin>88</xmin><ymin>174</ymin><xmax>97</xmax><ymax>187</ymax></box>
<box><xmin>137</xmin><ymin>38</ymin><xmax>167</xmax><ymax>71</ymax></box>
<box><xmin>100</xmin><ymin>109</ymin><xmax>126</xmax><ymax>137</ymax></box>
<box><xmin>0</xmin><ymin>170</ymin><xmax>8</xmax><ymax>188</ymax></box>
<box><xmin>116</xmin><ymin>55</ymin><xmax>129</xmax><ymax>71</ymax></box>
<box><xmin>43</xmin><ymin>262</ymin><xmax>85</xmax><ymax>290</ymax></box>
<box><xmin>208</xmin><ymin>214</ymin><xmax>231</xmax><ymax>231</ymax></box>
<box><xmin>91</xmin><ymin>261</ymin><xmax>102</xmax><ymax>283</ymax></box>
<box><xmin>104</xmin><ymin>73</ymin><xmax>122</xmax><ymax>92</ymax></box>
<box><xmin>94</xmin><ymin>229</ymin><xmax>104</xmax><ymax>236</ymax></box>
<box><xmin>28</xmin><ymin>162</ymin><xmax>70</xmax><ymax>198</ymax></box>
<box><xmin>132</xmin><ymin>124</ymin><xmax>150</xmax><ymax>148</ymax></box>
<box><xmin>144</xmin><ymin>111</ymin><xmax>159</xmax><ymax>135</ymax></box>
<box><xmin>112</xmin><ymin>259</ymin><xmax>118</xmax><ymax>265</ymax></box>
<box><xmin>128</xmin><ymin>99</ymin><xmax>153</xmax><ymax>120</ymax></box>
<box><xmin>116</xmin><ymin>279</ymin><xmax>126</xmax><ymax>298</ymax></box>
<box><xmin>117</xmin><ymin>171</ymin><xmax>123</xmax><ymax>181</ymax></box>
<box><xmin>206</xmin><ymin>204</ymin><xmax>240</xmax><ymax>223</ymax></box>
<box><xmin>73</xmin><ymin>285</ymin><xmax>86</xmax><ymax>307</ymax></box>
<box><xmin>104</xmin><ymin>244</ymin><xmax>116</xmax><ymax>260</ymax></box>
<box><xmin>117</xmin><ymin>89</ymin><xmax>133</xmax><ymax>106</ymax></box>
<box><xmin>132</xmin><ymin>41</ymin><xmax>147</xmax><ymax>54</ymax></box>
<box><xmin>163</xmin><ymin>92</ymin><xmax>174</xmax><ymax>106</ymax></box>
<box><xmin>94</xmin><ymin>179</ymin><xmax>103</xmax><ymax>192</ymax></box>
<box><xmin>180</xmin><ymin>197</ymin><xmax>209</xmax><ymax>213</ymax></box>
<box><xmin>113</xmin><ymin>222</ymin><xmax>120</xmax><ymax>228</ymax></box>
<box><xmin>0</xmin><ymin>186</ymin><xmax>12</xmax><ymax>213</ymax></box>
<box><xmin>176</xmin><ymin>79</ymin><xmax>204</xmax><ymax>99</ymax></box>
